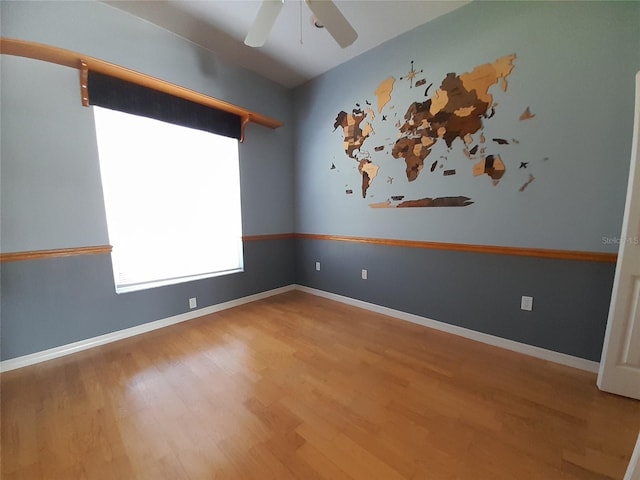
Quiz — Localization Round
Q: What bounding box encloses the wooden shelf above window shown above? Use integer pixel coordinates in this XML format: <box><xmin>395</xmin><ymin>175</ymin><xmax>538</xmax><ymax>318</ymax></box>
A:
<box><xmin>0</xmin><ymin>37</ymin><xmax>283</xmax><ymax>140</ymax></box>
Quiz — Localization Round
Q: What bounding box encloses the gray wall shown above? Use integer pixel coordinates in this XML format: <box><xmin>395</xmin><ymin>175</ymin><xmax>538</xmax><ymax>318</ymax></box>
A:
<box><xmin>293</xmin><ymin>1</ymin><xmax>640</xmax><ymax>252</ymax></box>
<box><xmin>2</xmin><ymin>239</ymin><xmax>295</xmax><ymax>360</ymax></box>
<box><xmin>296</xmin><ymin>238</ymin><xmax>614</xmax><ymax>361</ymax></box>
<box><xmin>2</xmin><ymin>1</ymin><xmax>639</xmax><ymax>363</ymax></box>
<box><xmin>0</xmin><ymin>1</ymin><xmax>295</xmax><ymax>360</ymax></box>
<box><xmin>1</xmin><ymin>0</ymin><xmax>294</xmax><ymax>249</ymax></box>
<box><xmin>292</xmin><ymin>1</ymin><xmax>640</xmax><ymax>361</ymax></box>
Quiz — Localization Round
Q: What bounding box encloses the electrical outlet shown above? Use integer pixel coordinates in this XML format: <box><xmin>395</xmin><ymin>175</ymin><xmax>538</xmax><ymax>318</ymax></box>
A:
<box><xmin>521</xmin><ymin>295</ymin><xmax>533</xmax><ymax>311</ymax></box>
<box><xmin>315</xmin><ymin>261</ymin><xmax>321</xmax><ymax>271</ymax></box>
<box><xmin>189</xmin><ymin>297</ymin><xmax>197</xmax><ymax>309</ymax></box>
<box><xmin>361</xmin><ymin>269</ymin><xmax>368</xmax><ymax>280</ymax></box>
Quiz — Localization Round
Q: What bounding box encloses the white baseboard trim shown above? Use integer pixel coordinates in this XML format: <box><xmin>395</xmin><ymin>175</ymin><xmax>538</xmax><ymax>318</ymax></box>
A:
<box><xmin>0</xmin><ymin>285</ymin><xmax>296</xmax><ymax>373</ymax></box>
<box><xmin>295</xmin><ymin>285</ymin><xmax>600</xmax><ymax>373</ymax></box>
<box><xmin>1</xmin><ymin>283</ymin><xmax>599</xmax><ymax>374</ymax></box>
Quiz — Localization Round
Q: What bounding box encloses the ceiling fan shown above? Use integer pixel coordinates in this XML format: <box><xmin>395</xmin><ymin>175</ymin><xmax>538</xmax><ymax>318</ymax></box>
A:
<box><xmin>244</xmin><ymin>0</ymin><xmax>358</xmax><ymax>48</ymax></box>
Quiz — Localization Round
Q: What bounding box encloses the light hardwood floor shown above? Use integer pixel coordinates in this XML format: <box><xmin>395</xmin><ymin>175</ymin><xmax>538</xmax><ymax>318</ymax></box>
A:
<box><xmin>2</xmin><ymin>290</ymin><xmax>639</xmax><ymax>479</ymax></box>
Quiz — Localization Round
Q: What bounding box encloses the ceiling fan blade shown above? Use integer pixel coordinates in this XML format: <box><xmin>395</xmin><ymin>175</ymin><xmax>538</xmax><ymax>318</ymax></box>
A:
<box><xmin>244</xmin><ymin>0</ymin><xmax>284</xmax><ymax>47</ymax></box>
<box><xmin>305</xmin><ymin>0</ymin><xmax>357</xmax><ymax>48</ymax></box>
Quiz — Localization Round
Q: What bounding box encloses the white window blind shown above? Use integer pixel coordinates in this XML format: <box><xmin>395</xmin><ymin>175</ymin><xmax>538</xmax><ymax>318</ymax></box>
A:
<box><xmin>93</xmin><ymin>106</ymin><xmax>243</xmax><ymax>293</ymax></box>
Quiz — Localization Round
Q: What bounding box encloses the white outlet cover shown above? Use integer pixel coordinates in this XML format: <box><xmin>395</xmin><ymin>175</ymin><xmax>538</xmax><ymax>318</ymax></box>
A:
<box><xmin>189</xmin><ymin>297</ymin><xmax>197</xmax><ymax>309</ymax></box>
<box><xmin>521</xmin><ymin>296</ymin><xmax>533</xmax><ymax>311</ymax></box>
<box><xmin>315</xmin><ymin>262</ymin><xmax>321</xmax><ymax>271</ymax></box>
<box><xmin>361</xmin><ymin>269</ymin><xmax>368</xmax><ymax>280</ymax></box>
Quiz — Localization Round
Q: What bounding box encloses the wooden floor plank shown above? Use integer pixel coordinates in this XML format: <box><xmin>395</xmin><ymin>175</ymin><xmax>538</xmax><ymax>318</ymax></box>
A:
<box><xmin>2</xmin><ymin>290</ymin><xmax>639</xmax><ymax>479</ymax></box>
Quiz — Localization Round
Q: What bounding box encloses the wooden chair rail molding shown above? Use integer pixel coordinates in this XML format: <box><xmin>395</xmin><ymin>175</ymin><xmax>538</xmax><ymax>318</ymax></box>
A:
<box><xmin>242</xmin><ymin>233</ymin><xmax>296</xmax><ymax>242</ymax></box>
<box><xmin>0</xmin><ymin>235</ymin><xmax>616</xmax><ymax>263</ymax></box>
<box><xmin>0</xmin><ymin>37</ymin><xmax>283</xmax><ymax>142</ymax></box>
<box><xmin>294</xmin><ymin>233</ymin><xmax>618</xmax><ymax>263</ymax></box>
<box><xmin>0</xmin><ymin>246</ymin><xmax>113</xmax><ymax>263</ymax></box>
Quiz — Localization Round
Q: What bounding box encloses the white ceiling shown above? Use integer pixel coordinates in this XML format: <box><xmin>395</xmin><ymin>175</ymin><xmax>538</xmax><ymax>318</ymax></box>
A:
<box><xmin>105</xmin><ymin>0</ymin><xmax>470</xmax><ymax>88</ymax></box>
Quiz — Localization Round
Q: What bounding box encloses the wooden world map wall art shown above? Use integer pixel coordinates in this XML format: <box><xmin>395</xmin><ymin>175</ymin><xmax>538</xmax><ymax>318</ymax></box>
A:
<box><xmin>332</xmin><ymin>54</ymin><xmax>539</xmax><ymax>208</ymax></box>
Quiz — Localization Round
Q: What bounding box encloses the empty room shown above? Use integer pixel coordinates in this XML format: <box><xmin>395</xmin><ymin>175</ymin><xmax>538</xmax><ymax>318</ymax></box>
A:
<box><xmin>1</xmin><ymin>1</ymin><xmax>640</xmax><ymax>478</ymax></box>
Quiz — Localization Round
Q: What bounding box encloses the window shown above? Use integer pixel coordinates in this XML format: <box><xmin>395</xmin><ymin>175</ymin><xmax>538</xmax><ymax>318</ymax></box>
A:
<box><xmin>94</xmin><ymin>106</ymin><xmax>243</xmax><ymax>293</ymax></box>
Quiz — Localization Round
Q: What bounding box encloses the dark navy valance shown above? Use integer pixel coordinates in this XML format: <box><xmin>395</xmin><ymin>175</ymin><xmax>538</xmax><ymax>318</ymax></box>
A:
<box><xmin>88</xmin><ymin>71</ymin><xmax>242</xmax><ymax>140</ymax></box>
